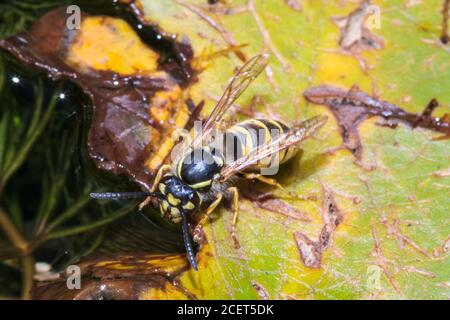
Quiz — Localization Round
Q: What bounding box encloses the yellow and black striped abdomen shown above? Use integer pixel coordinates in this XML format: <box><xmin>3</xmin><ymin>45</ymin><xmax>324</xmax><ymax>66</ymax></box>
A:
<box><xmin>223</xmin><ymin>119</ymin><xmax>297</xmax><ymax>170</ymax></box>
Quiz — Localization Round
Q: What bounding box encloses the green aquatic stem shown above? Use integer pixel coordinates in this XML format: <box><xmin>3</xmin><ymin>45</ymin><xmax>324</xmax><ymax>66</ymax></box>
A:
<box><xmin>0</xmin><ymin>55</ymin><xmax>4</xmax><ymax>90</ymax></box>
<box><xmin>45</xmin><ymin>202</ymin><xmax>136</xmax><ymax>240</ymax></box>
<box><xmin>0</xmin><ymin>108</ymin><xmax>9</xmax><ymax>174</ymax></box>
<box><xmin>0</xmin><ymin>84</ymin><xmax>59</xmax><ymax>192</ymax></box>
<box><xmin>42</xmin><ymin>193</ymin><xmax>91</xmax><ymax>235</ymax></box>
<box><xmin>33</xmin><ymin>134</ymin><xmax>74</xmax><ymax>235</ymax></box>
<box><xmin>0</xmin><ymin>207</ymin><xmax>28</xmax><ymax>253</ymax></box>
<box><xmin>0</xmin><ymin>207</ymin><xmax>33</xmax><ymax>299</ymax></box>
<box><xmin>20</xmin><ymin>254</ymin><xmax>34</xmax><ymax>300</ymax></box>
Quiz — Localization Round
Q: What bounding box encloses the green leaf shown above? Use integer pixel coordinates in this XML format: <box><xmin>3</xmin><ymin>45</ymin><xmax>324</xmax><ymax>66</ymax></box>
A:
<box><xmin>138</xmin><ymin>0</ymin><xmax>450</xmax><ymax>299</ymax></box>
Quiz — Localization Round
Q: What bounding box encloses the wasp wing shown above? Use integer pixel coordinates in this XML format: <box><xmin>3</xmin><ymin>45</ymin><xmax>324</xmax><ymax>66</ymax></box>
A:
<box><xmin>191</xmin><ymin>54</ymin><xmax>269</xmax><ymax>147</ymax></box>
<box><xmin>219</xmin><ymin>115</ymin><xmax>328</xmax><ymax>181</ymax></box>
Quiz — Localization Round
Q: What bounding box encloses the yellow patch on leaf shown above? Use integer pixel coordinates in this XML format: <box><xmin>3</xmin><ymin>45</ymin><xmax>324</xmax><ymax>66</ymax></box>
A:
<box><xmin>139</xmin><ymin>282</ymin><xmax>192</xmax><ymax>300</ymax></box>
<box><xmin>65</xmin><ymin>16</ymin><xmax>159</xmax><ymax>75</ymax></box>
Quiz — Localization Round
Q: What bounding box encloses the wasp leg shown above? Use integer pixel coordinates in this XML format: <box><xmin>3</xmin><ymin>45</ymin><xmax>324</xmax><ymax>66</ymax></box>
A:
<box><xmin>138</xmin><ymin>197</ymin><xmax>152</xmax><ymax>211</ymax></box>
<box><xmin>242</xmin><ymin>173</ymin><xmax>316</xmax><ymax>201</ymax></box>
<box><xmin>242</xmin><ymin>173</ymin><xmax>289</xmax><ymax>193</ymax></box>
<box><xmin>139</xmin><ymin>165</ymin><xmax>172</xmax><ymax>210</ymax></box>
<box><xmin>227</xmin><ymin>187</ymin><xmax>239</xmax><ymax>226</ymax></box>
<box><xmin>197</xmin><ymin>194</ymin><xmax>223</xmax><ymax>227</ymax></box>
<box><xmin>150</xmin><ymin>164</ymin><xmax>172</xmax><ymax>192</ymax></box>
<box><xmin>193</xmin><ymin>194</ymin><xmax>224</xmax><ymax>243</ymax></box>
<box><xmin>226</xmin><ymin>187</ymin><xmax>241</xmax><ymax>248</ymax></box>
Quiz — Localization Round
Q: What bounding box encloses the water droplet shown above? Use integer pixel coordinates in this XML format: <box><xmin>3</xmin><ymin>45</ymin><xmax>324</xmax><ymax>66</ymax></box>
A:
<box><xmin>11</xmin><ymin>76</ymin><xmax>20</xmax><ymax>84</ymax></box>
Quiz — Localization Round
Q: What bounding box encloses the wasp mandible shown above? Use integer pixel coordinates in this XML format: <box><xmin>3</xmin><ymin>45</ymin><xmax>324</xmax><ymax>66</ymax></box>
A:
<box><xmin>91</xmin><ymin>54</ymin><xmax>328</xmax><ymax>270</ymax></box>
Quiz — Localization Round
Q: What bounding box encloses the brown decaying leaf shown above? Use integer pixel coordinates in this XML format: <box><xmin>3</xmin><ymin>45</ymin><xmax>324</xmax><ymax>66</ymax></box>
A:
<box><xmin>1</xmin><ymin>6</ymin><xmax>331</xmax><ymax>299</ymax></box>
<box><xmin>0</xmin><ymin>7</ymin><xmax>198</xmax><ymax>190</ymax></box>
<box><xmin>32</xmin><ymin>253</ymin><xmax>194</xmax><ymax>300</ymax></box>
<box><xmin>304</xmin><ymin>85</ymin><xmax>450</xmax><ymax>161</ymax></box>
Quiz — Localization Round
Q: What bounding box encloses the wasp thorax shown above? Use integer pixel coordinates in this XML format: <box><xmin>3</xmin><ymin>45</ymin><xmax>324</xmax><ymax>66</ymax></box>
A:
<box><xmin>177</xmin><ymin>147</ymin><xmax>224</xmax><ymax>189</ymax></box>
<box><xmin>158</xmin><ymin>175</ymin><xmax>201</xmax><ymax>223</ymax></box>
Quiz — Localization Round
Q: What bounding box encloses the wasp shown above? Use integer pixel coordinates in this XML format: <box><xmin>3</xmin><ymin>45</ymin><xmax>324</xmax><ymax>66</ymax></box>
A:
<box><xmin>91</xmin><ymin>54</ymin><xmax>328</xmax><ymax>270</ymax></box>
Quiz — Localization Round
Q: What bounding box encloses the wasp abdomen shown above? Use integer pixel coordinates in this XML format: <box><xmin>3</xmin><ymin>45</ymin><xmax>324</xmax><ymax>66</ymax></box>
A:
<box><xmin>223</xmin><ymin>119</ymin><xmax>297</xmax><ymax>168</ymax></box>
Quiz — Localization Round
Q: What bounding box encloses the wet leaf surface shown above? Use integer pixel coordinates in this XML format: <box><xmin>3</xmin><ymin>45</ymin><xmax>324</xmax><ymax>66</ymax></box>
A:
<box><xmin>0</xmin><ymin>7</ymin><xmax>198</xmax><ymax>190</ymax></box>
<box><xmin>32</xmin><ymin>253</ymin><xmax>193</xmax><ymax>300</ymax></box>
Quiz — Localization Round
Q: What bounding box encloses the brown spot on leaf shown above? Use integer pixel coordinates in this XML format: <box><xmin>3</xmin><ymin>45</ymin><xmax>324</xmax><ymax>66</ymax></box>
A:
<box><xmin>285</xmin><ymin>0</ymin><xmax>303</xmax><ymax>12</ymax></box>
<box><xmin>293</xmin><ymin>232</ymin><xmax>322</xmax><ymax>268</ymax></box>
<box><xmin>439</xmin><ymin>236</ymin><xmax>450</xmax><ymax>254</ymax></box>
<box><xmin>0</xmin><ymin>7</ymin><xmax>199</xmax><ymax>190</ymax></box>
<box><xmin>433</xmin><ymin>167</ymin><xmax>450</xmax><ymax>177</ymax></box>
<box><xmin>304</xmin><ymin>85</ymin><xmax>450</xmax><ymax>161</ymax></box>
<box><xmin>319</xmin><ymin>186</ymin><xmax>344</xmax><ymax>247</ymax></box>
<box><xmin>294</xmin><ymin>185</ymin><xmax>343</xmax><ymax>268</ymax></box>
<box><xmin>414</xmin><ymin>98</ymin><xmax>440</xmax><ymax>127</ymax></box>
<box><xmin>332</xmin><ymin>0</ymin><xmax>383</xmax><ymax>51</ymax></box>
<box><xmin>331</xmin><ymin>0</ymin><xmax>383</xmax><ymax>71</ymax></box>
<box><xmin>251</xmin><ymin>281</ymin><xmax>270</xmax><ymax>300</ymax></box>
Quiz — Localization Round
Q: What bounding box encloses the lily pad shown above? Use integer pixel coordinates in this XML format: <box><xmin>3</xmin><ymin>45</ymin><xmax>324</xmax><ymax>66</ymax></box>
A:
<box><xmin>135</xmin><ymin>0</ymin><xmax>450</xmax><ymax>300</ymax></box>
<box><xmin>2</xmin><ymin>0</ymin><xmax>449</xmax><ymax>299</ymax></box>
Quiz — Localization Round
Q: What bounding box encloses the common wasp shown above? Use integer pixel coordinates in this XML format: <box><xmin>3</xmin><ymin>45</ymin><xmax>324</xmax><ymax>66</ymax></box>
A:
<box><xmin>91</xmin><ymin>54</ymin><xmax>328</xmax><ymax>270</ymax></box>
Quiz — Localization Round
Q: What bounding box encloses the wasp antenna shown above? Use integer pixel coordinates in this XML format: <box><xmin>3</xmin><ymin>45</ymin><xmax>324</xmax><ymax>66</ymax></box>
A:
<box><xmin>90</xmin><ymin>192</ymin><xmax>160</xmax><ymax>200</ymax></box>
<box><xmin>180</xmin><ymin>211</ymin><xmax>198</xmax><ymax>271</ymax></box>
